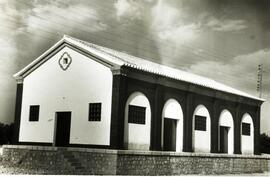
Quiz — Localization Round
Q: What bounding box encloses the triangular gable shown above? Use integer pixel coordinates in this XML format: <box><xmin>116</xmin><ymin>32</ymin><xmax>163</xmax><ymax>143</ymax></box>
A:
<box><xmin>13</xmin><ymin>35</ymin><xmax>124</xmax><ymax>80</ymax></box>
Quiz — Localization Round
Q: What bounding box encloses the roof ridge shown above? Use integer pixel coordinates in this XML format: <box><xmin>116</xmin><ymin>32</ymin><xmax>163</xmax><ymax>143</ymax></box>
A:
<box><xmin>64</xmin><ymin>35</ymin><xmax>263</xmax><ymax>101</ymax></box>
<box><xmin>64</xmin><ymin>35</ymin><xmax>131</xmax><ymax>65</ymax></box>
<box><xmin>67</xmin><ymin>35</ymin><xmax>213</xmax><ymax>80</ymax></box>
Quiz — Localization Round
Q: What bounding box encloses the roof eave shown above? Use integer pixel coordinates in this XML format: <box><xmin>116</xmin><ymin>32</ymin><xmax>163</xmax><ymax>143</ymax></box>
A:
<box><xmin>13</xmin><ymin>37</ymin><xmax>67</xmax><ymax>79</ymax></box>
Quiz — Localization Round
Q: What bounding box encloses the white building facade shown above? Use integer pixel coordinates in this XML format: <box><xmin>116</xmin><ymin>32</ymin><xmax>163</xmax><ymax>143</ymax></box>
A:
<box><xmin>19</xmin><ymin>47</ymin><xmax>113</xmax><ymax>146</ymax></box>
<box><xmin>13</xmin><ymin>35</ymin><xmax>264</xmax><ymax>155</ymax></box>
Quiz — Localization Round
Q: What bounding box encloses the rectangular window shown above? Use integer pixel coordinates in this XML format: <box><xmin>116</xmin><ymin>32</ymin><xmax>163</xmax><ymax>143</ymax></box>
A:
<box><xmin>195</xmin><ymin>115</ymin><xmax>206</xmax><ymax>131</ymax></box>
<box><xmin>88</xmin><ymin>103</ymin><xmax>102</xmax><ymax>121</ymax></box>
<box><xmin>242</xmin><ymin>123</ymin><xmax>250</xmax><ymax>136</ymax></box>
<box><xmin>128</xmin><ymin>105</ymin><xmax>146</xmax><ymax>124</ymax></box>
<box><xmin>63</xmin><ymin>58</ymin><xmax>68</xmax><ymax>64</ymax></box>
<box><xmin>29</xmin><ymin>105</ymin><xmax>40</xmax><ymax>121</ymax></box>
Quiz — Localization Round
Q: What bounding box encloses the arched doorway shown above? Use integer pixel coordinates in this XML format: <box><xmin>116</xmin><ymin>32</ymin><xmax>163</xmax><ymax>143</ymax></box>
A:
<box><xmin>241</xmin><ymin>113</ymin><xmax>254</xmax><ymax>154</ymax></box>
<box><xmin>192</xmin><ymin>105</ymin><xmax>211</xmax><ymax>153</ymax></box>
<box><xmin>124</xmin><ymin>92</ymin><xmax>151</xmax><ymax>150</ymax></box>
<box><xmin>219</xmin><ymin>110</ymin><xmax>234</xmax><ymax>154</ymax></box>
<box><xmin>161</xmin><ymin>99</ymin><xmax>183</xmax><ymax>152</ymax></box>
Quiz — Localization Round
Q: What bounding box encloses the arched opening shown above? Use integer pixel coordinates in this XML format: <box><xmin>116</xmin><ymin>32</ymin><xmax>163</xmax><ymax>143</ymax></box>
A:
<box><xmin>241</xmin><ymin>113</ymin><xmax>254</xmax><ymax>155</ymax></box>
<box><xmin>219</xmin><ymin>110</ymin><xmax>234</xmax><ymax>154</ymax></box>
<box><xmin>124</xmin><ymin>92</ymin><xmax>151</xmax><ymax>150</ymax></box>
<box><xmin>161</xmin><ymin>99</ymin><xmax>183</xmax><ymax>152</ymax></box>
<box><xmin>192</xmin><ymin>105</ymin><xmax>211</xmax><ymax>153</ymax></box>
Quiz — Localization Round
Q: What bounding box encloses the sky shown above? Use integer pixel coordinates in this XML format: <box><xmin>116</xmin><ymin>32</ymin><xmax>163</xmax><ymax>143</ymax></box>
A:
<box><xmin>0</xmin><ymin>0</ymin><xmax>269</xmax><ymax>134</ymax></box>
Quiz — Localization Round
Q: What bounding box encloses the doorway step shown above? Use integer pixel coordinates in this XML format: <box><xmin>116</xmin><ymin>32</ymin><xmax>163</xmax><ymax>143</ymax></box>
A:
<box><xmin>60</xmin><ymin>149</ymin><xmax>88</xmax><ymax>175</ymax></box>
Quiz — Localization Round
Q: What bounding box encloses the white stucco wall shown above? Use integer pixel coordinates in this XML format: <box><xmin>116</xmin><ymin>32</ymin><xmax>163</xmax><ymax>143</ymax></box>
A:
<box><xmin>19</xmin><ymin>46</ymin><xmax>113</xmax><ymax>145</ymax></box>
<box><xmin>241</xmin><ymin>113</ymin><xmax>254</xmax><ymax>155</ymax></box>
<box><xmin>192</xmin><ymin>105</ymin><xmax>211</xmax><ymax>153</ymax></box>
<box><xmin>219</xmin><ymin>110</ymin><xmax>234</xmax><ymax>154</ymax></box>
<box><xmin>161</xmin><ymin>99</ymin><xmax>183</xmax><ymax>152</ymax></box>
<box><xmin>124</xmin><ymin>92</ymin><xmax>151</xmax><ymax>150</ymax></box>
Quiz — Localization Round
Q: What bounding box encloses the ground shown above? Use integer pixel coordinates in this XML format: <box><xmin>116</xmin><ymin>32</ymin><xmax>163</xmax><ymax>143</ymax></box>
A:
<box><xmin>0</xmin><ymin>164</ymin><xmax>48</xmax><ymax>175</ymax></box>
<box><xmin>0</xmin><ymin>164</ymin><xmax>269</xmax><ymax>176</ymax></box>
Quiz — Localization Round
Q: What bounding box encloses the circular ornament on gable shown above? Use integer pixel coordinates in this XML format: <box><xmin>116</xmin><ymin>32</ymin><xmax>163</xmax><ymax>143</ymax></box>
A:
<box><xmin>58</xmin><ymin>52</ymin><xmax>72</xmax><ymax>71</ymax></box>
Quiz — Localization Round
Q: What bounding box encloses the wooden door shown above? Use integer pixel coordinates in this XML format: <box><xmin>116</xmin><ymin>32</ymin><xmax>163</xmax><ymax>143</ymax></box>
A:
<box><xmin>55</xmin><ymin>112</ymin><xmax>71</xmax><ymax>147</ymax></box>
<box><xmin>163</xmin><ymin>118</ymin><xmax>177</xmax><ymax>151</ymax></box>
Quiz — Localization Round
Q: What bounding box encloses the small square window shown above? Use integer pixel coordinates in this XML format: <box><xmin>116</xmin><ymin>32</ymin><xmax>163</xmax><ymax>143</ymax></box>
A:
<box><xmin>242</xmin><ymin>123</ymin><xmax>250</xmax><ymax>136</ymax></box>
<box><xmin>63</xmin><ymin>58</ymin><xmax>68</xmax><ymax>64</ymax></box>
<box><xmin>89</xmin><ymin>103</ymin><xmax>102</xmax><ymax>121</ymax></box>
<box><xmin>29</xmin><ymin>105</ymin><xmax>40</xmax><ymax>121</ymax></box>
<box><xmin>195</xmin><ymin>115</ymin><xmax>206</xmax><ymax>131</ymax></box>
<box><xmin>128</xmin><ymin>105</ymin><xmax>146</xmax><ymax>124</ymax></box>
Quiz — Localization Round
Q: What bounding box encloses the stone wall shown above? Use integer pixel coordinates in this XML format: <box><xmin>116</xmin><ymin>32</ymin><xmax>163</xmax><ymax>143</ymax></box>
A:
<box><xmin>117</xmin><ymin>152</ymin><xmax>270</xmax><ymax>175</ymax></box>
<box><xmin>0</xmin><ymin>146</ymin><xmax>75</xmax><ymax>175</ymax></box>
<box><xmin>0</xmin><ymin>145</ymin><xmax>270</xmax><ymax>175</ymax></box>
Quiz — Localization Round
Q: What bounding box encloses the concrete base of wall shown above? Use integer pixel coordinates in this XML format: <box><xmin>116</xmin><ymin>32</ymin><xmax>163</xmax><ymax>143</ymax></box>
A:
<box><xmin>1</xmin><ymin>145</ymin><xmax>270</xmax><ymax>175</ymax></box>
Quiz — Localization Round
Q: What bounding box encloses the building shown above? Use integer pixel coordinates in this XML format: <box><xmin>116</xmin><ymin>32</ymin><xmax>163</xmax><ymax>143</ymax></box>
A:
<box><xmin>13</xmin><ymin>35</ymin><xmax>264</xmax><ymax>155</ymax></box>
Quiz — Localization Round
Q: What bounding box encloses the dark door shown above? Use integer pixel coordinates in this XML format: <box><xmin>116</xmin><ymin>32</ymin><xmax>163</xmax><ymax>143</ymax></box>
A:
<box><xmin>220</xmin><ymin>126</ymin><xmax>229</xmax><ymax>153</ymax></box>
<box><xmin>55</xmin><ymin>112</ymin><xmax>71</xmax><ymax>147</ymax></box>
<box><xmin>163</xmin><ymin>118</ymin><xmax>177</xmax><ymax>151</ymax></box>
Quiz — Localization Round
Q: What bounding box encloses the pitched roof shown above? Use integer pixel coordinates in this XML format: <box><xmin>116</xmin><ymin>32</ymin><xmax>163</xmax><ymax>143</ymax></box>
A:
<box><xmin>14</xmin><ymin>35</ymin><xmax>264</xmax><ymax>102</ymax></box>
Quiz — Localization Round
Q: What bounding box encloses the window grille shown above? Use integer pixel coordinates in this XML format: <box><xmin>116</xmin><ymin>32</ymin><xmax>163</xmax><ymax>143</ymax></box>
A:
<box><xmin>128</xmin><ymin>105</ymin><xmax>146</xmax><ymax>124</ymax></box>
<box><xmin>29</xmin><ymin>105</ymin><xmax>40</xmax><ymax>121</ymax></box>
<box><xmin>242</xmin><ymin>123</ymin><xmax>250</xmax><ymax>136</ymax></box>
<box><xmin>195</xmin><ymin>115</ymin><xmax>206</xmax><ymax>131</ymax></box>
<box><xmin>89</xmin><ymin>103</ymin><xmax>102</xmax><ymax>121</ymax></box>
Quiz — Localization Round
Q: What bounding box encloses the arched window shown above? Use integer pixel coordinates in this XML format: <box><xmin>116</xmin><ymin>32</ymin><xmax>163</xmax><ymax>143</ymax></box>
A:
<box><xmin>124</xmin><ymin>92</ymin><xmax>151</xmax><ymax>150</ymax></box>
<box><xmin>219</xmin><ymin>110</ymin><xmax>234</xmax><ymax>154</ymax></box>
<box><xmin>241</xmin><ymin>113</ymin><xmax>254</xmax><ymax>155</ymax></box>
<box><xmin>161</xmin><ymin>99</ymin><xmax>183</xmax><ymax>152</ymax></box>
<box><xmin>192</xmin><ymin>105</ymin><xmax>211</xmax><ymax>153</ymax></box>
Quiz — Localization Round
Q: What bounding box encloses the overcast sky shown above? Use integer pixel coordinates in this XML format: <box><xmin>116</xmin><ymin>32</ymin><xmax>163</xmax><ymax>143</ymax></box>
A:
<box><xmin>0</xmin><ymin>0</ymin><xmax>269</xmax><ymax>134</ymax></box>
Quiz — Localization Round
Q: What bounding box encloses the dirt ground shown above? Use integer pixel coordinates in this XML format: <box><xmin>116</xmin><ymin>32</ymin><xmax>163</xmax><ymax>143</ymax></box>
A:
<box><xmin>0</xmin><ymin>164</ymin><xmax>269</xmax><ymax>176</ymax></box>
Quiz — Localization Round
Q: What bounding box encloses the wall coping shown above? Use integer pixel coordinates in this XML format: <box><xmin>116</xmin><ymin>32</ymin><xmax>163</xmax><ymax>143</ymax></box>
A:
<box><xmin>3</xmin><ymin>145</ymin><xmax>270</xmax><ymax>159</ymax></box>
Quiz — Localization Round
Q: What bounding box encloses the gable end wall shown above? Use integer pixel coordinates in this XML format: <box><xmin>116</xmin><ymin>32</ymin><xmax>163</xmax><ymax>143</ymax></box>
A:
<box><xmin>18</xmin><ymin>46</ymin><xmax>113</xmax><ymax>146</ymax></box>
